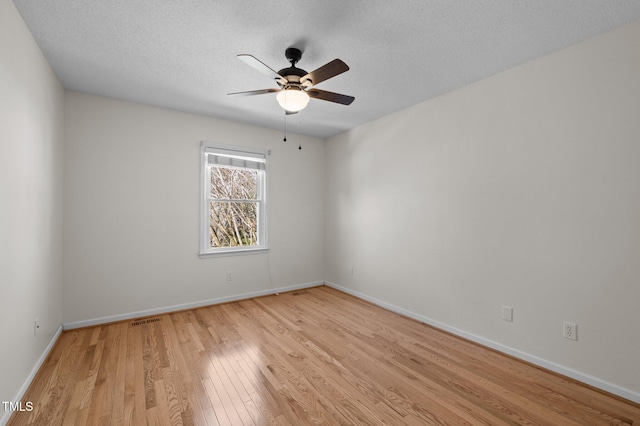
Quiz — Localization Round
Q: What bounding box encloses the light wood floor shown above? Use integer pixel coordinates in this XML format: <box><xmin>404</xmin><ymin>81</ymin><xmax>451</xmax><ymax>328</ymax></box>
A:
<box><xmin>9</xmin><ymin>285</ymin><xmax>640</xmax><ymax>425</ymax></box>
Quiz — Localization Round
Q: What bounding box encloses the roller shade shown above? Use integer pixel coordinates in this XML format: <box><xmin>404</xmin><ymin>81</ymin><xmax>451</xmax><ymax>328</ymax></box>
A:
<box><xmin>205</xmin><ymin>147</ymin><xmax>266</xmax><ymax>171</ymax></box>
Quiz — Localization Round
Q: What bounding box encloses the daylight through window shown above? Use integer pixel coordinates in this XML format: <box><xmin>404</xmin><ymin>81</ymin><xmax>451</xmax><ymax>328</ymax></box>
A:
<box><xmin>200</xmin><ymin>143</ymin><xmax>268</xmax><ymax>255</ymax></box>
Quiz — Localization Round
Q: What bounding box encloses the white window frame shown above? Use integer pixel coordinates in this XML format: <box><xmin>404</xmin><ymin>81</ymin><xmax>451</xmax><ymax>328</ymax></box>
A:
<box><xmin>199</xmin><ymin>141</ymin><xmax>269</xmax><ymax>257</ymax></box>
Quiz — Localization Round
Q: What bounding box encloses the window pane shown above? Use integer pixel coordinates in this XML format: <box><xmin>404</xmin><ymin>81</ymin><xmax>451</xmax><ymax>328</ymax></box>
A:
<box><xmin>210</xmin><ymin>166</ymin><xmax>258</xmax><ymax>200</ymax></box>
<box><xmin>209</xmin><ymin>201</ymin><xmax>258</xmax><ymax>248</ymax></box>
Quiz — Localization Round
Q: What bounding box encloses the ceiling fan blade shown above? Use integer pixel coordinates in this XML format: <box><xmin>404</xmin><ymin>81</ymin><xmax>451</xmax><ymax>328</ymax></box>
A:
<box><xmin>307</xmin><ymin>89</ymin><xmax>354</xmax><ymax>105</ymax></box>
<box><xmin>228</xmin><ymin>88</ymin><xmax>279</xmax><ymax>97</ymax></box>
<box><xmin>300</xmin><ymin>59</ymin><xmax>349</xmax><ymax>87</ymax></box>
<box><xmin>238</xmin><ymin>54</ymin><xmax>287</xmax><ymax>85</ymax></box>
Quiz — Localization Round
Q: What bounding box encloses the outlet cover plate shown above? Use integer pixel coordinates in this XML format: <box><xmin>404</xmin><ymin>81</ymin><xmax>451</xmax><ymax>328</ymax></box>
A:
<box><xmin>502</xmin><ymin>306</ymin><xmax>513</xmax><ymax>322</ymax></box>
<box><xmin>563</xmin><ymin>322</ymin><xmax>578</xmax><ymax>340</ymax></box>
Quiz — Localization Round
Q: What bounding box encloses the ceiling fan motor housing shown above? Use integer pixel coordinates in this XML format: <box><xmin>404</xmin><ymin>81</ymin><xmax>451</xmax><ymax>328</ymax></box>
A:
<box><xmin>277</xmin><ymin>67</ymin><xmax>307</xmax><ymax>84</ymax></box>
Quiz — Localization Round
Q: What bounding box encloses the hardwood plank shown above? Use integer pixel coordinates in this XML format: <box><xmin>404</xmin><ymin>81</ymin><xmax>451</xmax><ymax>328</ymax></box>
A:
<box><xmin>8</xmin><ymin>286</ymin><xmax>640</xmax><ymax>425</ymax></box>
<box><xmin>59</xmin><ymin>342</ymin><xmax>94</xmax><ymax>425</ymax></box>
<box><xmin>201</xmin><ymin>376</ymin><xmax>232</xmax><ymax>426</ymax></box>
<box><xmin>202</xmin><ymin>406</ymin><xmax>221</xmax><ymax>426</ymax></box>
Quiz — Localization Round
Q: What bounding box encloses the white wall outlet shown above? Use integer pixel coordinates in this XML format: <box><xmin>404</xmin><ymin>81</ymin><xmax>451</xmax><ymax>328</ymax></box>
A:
<box><xmin>34</xmin><ymin>318</ymin><xmax>40</xmax><ymax>336</ymax></box>
<box><xmin>502</xmin><ymin>306</ymin><xmax>513</xmax><ymax>322</ymax></box>
<box><xmin>563</xmin><ymin>322</ymin><xmax>578</xmax><ymax>340</ymax></box>
<box><xmin>226</xmin><ymin>271</ymin><xmax>232</xmax><ymax>281</ymax></box>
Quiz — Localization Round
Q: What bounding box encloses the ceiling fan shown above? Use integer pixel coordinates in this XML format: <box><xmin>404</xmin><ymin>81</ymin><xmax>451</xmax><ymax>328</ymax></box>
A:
<box><xmin>228</xmin><ymin>47</ymin><xmax>355</xmax><ymax>114</ymax></box>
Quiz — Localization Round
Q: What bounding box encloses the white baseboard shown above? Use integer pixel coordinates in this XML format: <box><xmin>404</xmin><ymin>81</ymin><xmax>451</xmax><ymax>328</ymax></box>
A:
<box><xmin>62</xmin><ymin>281</ymin><xmax>324</xmax><ymax>330</ymax></box>
<box><xmin>324</xmin><ymin>281</ymin><xmax>640</xmax><ymax>405</ymax></box>
<box><xmin>1</xmin><ymin>324</ymin><xmax>63</xmax><ymax>426</ymax></box>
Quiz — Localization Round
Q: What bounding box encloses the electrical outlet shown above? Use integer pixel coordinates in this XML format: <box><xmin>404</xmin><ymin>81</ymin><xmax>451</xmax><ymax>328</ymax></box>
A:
<box><xmin>226</xmin><ymin>271</ymin><xmax>232</xmax><ymax>281</ymax></box>
<box><xmin>563</xmin><ymin>322</ymin><xmax>577</xmax><ymax>340</ymax></box>
<box><xmin>502</xmin><ymin>306</ymin><xmax>513</xmax><ymax>322</ymax></box>
<box><xmin>34</xmin><ymin>318</ymin><xmax>40</xmax><ymax>336</ymax></box>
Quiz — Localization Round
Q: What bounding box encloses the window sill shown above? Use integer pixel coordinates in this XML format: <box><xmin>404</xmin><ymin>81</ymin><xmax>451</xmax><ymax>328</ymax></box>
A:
<box><xmin>198</xmin><ymin>247</ymin><xmax>269</xmax><ymax>258</ymax></box>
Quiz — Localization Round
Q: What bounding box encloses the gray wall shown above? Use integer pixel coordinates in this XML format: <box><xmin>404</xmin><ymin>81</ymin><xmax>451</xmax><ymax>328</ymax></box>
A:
<box><xmin>0</xmin><ymin>0</ymin><xmax>65</xmax><ymax>415</ymax></box>
<box><xmin>325</xmin><ymin>20</ymin><xmax>640</xmax><ymax>399</ymax></box>
<box><xmin>62</xmin><ymin>92</ymin><xmax>325</xmax><ymax>325</ymax></box>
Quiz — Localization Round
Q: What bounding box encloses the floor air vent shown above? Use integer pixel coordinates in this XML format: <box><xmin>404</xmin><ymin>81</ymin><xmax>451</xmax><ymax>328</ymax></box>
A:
<box><xmin>131</xmin><ymin>318</ymin><xmax>161</xmax><ymax>327</ymax></box>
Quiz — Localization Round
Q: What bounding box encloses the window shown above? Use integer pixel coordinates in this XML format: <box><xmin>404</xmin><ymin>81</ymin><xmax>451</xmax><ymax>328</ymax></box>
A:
<box><xmin>200</xmin><ymin>142</ymin><xmax>268</xmax><ymax>256</ymax></box>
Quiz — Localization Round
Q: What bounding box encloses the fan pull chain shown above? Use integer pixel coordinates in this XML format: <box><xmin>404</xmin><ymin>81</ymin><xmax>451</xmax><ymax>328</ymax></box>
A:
<box><xmin>298</xmin><ymin>114</ymin><xmax>302</xmax><ymax>150</ymax></box>
<box><xmin>283</xmin><ymin>112</ymin><xmax>287</xmax><ymax>142</ymax></box>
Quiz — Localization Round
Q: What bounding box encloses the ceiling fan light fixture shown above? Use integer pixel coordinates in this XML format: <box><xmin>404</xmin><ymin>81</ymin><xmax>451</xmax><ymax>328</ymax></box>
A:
<box><xmin>276</xmin><ymin>87</ymin><xmax>310</xmax><ymax>112</ymax></box>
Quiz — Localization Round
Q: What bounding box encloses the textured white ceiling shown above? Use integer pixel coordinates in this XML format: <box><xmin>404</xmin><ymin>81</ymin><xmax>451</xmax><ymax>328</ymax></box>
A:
<box><xmin>12</xmin><ymin>0</ymin><xmax>640</xmax><ymax>138</ymax></box>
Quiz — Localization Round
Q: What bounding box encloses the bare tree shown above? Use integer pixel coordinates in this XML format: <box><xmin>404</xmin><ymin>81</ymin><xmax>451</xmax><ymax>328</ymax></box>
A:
<box><xmin>209</xmin><ymin>167</ymin><xmax>259</xmax><ymax>247</ymax></box>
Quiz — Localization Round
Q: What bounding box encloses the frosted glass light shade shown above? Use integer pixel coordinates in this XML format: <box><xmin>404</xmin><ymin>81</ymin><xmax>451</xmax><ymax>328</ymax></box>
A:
<box><xmin>276</xmin><ymin>88</ymin><xmax>310</xmax><ymax>112</ymax></box>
